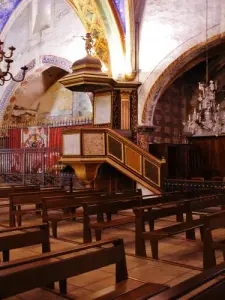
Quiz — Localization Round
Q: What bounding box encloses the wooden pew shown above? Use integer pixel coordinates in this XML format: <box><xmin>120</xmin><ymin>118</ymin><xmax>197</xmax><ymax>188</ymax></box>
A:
<box><xmin>42</xmin><ymin>189</ymin><xmax>142</xmax><ymax>238</ymax></box>
<box><xmin>10</xmin><ymin>189</ymin><xmax>141</xmax><ymax>228</ymax></box>
<box><xmin>0</xmin><ymin>185</ymin><xmax>40</xmax><ymax>210</ymax></box>
<box><xmin>0</xmin><ymin>238</ymin><xmax>168</xmax><ymax>299</ymax></box>
<box><xmin>150</xmin><ymin>261</ymin><xmax>225</xmax><ymax>300</ymax></box>
<box><xmin>134</xmin><ymin>194</ymin><xmax>225</xmax><ymax>259</ymax></box>
<box><xmin>0</xmin><ymin>223</ymin><xmax>50</xmax><ymax>262</ymax></box>
<box><xmin>9</xmin><ymin>189</ymin><xmax>67</xmax><ymax>227</ymax></box>
<box><xmin>0</xmin><ymin>185</ymin><xmax>40</xmax><ymax>198</ymax></box>
<box><xmin>42</xmin><ymin>190</ymin><xmax>216</xmax><ymax>240</ymax></box>
<box><xmin>81</xmin><ymin>192</ymin><xmax>194</xmax><ymax>243</ymax></box>
<box><xmin>200</xmin><ymin>210</ymin><xmax>225</xmax><ymax>269</ymax></box>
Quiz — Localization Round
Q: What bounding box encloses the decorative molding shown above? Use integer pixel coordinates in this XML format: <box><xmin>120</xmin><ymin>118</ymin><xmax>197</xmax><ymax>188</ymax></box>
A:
<box><xmin>124</xmin><ymin>145</ymin><xmax>142</xmax><ymax>175</ymax></box>
<box><xmin>107</xmin><ymin>134</ymin><xmax>124</xmax><ymax>162</ymax></box>
<box><xmin>112</xmin><ymin>90</ymin><xmax>120</xmax><ymax>129</ymax></box>
<box><xmin>120</xmin><ymin>91</ymin><xmax>131</xmax><ymax>130</ymax></box>
<box><xmin>143</xmin><ymin>158</ymin><xmax>160</xmax><ymax>187</ymax></box>
<box><xmin>83</xmin><ymin>133</ymin><xmax>105</xmax><ymax>156</ymax></box>
<box><xmin>130</xmin><ymin>90</ymin><xmax>138</xmax><ymax>143</ymax></box>
<box><xmin>41</xmin><ymin>55</ymin><xmax>72</xmax><ymax>72</ymax></box>
<box><xmin>137</xmin><ymin>133</ymin><xmax>149</xmax><ymax>152</ymax></box>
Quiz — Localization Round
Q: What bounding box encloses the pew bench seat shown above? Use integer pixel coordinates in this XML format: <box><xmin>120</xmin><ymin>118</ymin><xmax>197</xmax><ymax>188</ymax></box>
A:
<box><xmin>0</xmin><ymin>223</ymin><xmax>50</xmax><ymax>262</ymax></box>
<box><xmin>90</xmin><ymin>216</ymin><xmax>135</xmax><ymax>241</ymax></box>
<box><xmin>91</xmin><ymin>216</ymin><xmax>135</xmax><ymax>230</ymax></box>
<box><xmin>44</xmin><ymin>209</ymin><xmax>84</xmax><ymax>238</ymax></box>
<box><xmin>11</xmin><ymin>206</ymin><xmax>43</xmax><ymax>227</ymax></box>
<box><xmin>139</xmin><ymin>219</ymin><xmax>204</xmax><ymax>259</ymax></box>
<box><xmin>193</xmin><ymin>206</ymin><xmax>222</xmax><ymax>216</ymax></box>
<box><xmin>83</xmin><ymin>279</ymin><xmax>168</xmax><ymax>300</ymax></box>
<box><xmin>0</xmin><ymin>238</ymin><xmax>168</xmax><ymax>299</ymax></box>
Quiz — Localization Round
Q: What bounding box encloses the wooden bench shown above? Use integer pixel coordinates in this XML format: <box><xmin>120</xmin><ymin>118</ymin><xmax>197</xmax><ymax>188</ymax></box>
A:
<box><xmin>0</xmin><ymin>223</ymin><xmax>50</xmax><ymax>262</ymax></box>
<box><xmin>0</xmin><ymin>185</ymin><xmax>40</xmax><ymax>198</ymax></box>
<box><xmin>201</xmin><ymin>210</ymin><xmax>225</xmax><ymax>269</ymax></box>
<box><xmin>9</xmin><ymin>187</ymin><xmax>98</xmax><ymax>226</ymax></box>
<box><xmin>42</xmin><ymin>189</ymin><xmax>142</xmax><ymax>238</ymax></box>
<box><xmin>0</xmin><ymin>238</ymin><xmax>168</xmax><ymax>299</ymax></box>
<box><xmin>9</xmin><ymin>189</ymin><xmax>68</xmax><ymax>227</ymax></box>
<box><xmin>150</xmin><ymin>261</ymin><xmax>225</xmax><ymax>300</ymax></box>
<box><xmin>82</xmin><ymin>192</ymin><xmax>191</xmax><ymax>243</ymax></box>
<box><xmin>0</xmin><ymin>185</ymin><xmax>40</xmax><ymax>210</ymax></box>
<box><xmin>10</xmin><ymin>189</ymin><xmax>140</xmax><ymax>228</ymax></box>
<box><xmin>134</xmin><ymin>194</ymin><xmax>225</xmax><ymax>259</ymax></box>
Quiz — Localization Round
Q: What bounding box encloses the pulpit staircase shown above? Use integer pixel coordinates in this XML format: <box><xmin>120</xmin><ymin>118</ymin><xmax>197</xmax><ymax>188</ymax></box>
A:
<box><xmin>60</xmin><ymin>128</ymin><xmax>166</xmax><ymax>194</ymax></box>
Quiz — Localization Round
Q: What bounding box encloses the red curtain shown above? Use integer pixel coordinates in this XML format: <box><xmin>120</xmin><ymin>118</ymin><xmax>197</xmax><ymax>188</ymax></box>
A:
<box><xmin>8</xmin><ymin>128</ymin><xmax>21</xmax><ymax>148</ymax></box>
<box><xmin>49</xmin><ymin>127</ymin><xmax>62</xmax><ymax>150</ymax></box>
<box><xmin>47</xmin><ymin>127</ymin><xmax>62</xmax><ymax>170</ymax></box>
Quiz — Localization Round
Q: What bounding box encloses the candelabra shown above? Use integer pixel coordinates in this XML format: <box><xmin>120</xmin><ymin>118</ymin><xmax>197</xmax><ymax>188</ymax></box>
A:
<box><xmin>187</xmin><ymin>80</ymin><xmax>225</xmax><ymax>135</ymax></box>
<box><xmin>186</xmin><ymin>0</ymin><xmax>225</xmax><ymax>136</ymax></box>
<box><xmin>0</xmin><ymin>40</ymin><xmax>27</xmax><ymax>86</ymax></box>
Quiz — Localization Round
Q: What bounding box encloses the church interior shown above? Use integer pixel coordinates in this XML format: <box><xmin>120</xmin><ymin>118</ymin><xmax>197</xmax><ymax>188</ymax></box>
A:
<box><xmin>1</xmin><ymin>0</ymin><xmax>225</xmax><ymax>299</ymax></box>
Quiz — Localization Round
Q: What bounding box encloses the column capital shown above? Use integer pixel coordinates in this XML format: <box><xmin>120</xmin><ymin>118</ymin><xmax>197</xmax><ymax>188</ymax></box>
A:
<box><xmin>120</xmin><ymin>90</ymin><xmax>132</xmax><ymax>99</ymax></box>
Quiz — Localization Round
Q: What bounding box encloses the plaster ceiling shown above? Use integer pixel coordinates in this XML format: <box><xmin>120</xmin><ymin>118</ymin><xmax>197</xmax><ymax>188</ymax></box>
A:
<box><xmin>0</xmin><ymin>0</ymin><xmax>126</xmax><ymax>33</ymax></box>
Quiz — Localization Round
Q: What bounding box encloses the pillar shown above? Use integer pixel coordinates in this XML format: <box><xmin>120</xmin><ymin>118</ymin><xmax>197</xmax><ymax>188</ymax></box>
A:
<box><xmin>120</xmin><ymin>91</ymin><xmax>131</xmax><ymax>130</ymax></box>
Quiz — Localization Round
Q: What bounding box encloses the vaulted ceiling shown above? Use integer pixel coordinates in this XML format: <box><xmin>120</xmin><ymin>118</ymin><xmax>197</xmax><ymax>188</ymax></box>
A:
<box><xmin>0</xmin><ymin>0</ymin><xmax>126</xmax><ymax>33</ymax></box>
<box><xmin>0</xmin><ymin>0</ymin><xmax>22</xmax><ymax>32</ymax></box>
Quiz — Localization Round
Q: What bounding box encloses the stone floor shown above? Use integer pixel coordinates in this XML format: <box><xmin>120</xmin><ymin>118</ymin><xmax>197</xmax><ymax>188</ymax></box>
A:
<box><xmin>1</xmin><ymin>204</ymin><xmax>225</xmax><ymax>299</ymax></box>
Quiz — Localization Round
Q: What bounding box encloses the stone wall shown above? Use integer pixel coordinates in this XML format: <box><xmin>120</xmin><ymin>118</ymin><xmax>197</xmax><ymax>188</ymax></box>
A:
<box><xmin>138</xmin><ymin>0</ymin><xmax>225</xmax><ymax>125</ymax></box>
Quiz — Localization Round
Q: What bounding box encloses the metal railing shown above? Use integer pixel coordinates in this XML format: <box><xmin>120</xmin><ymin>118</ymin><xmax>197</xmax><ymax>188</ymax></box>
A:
<box><xmin>0</xmin><ymin>148</ymin><xmax>61</xmax><ymax>174</ymax></box>
<box><xmin>0</xmin><ymin>116</ymin><xmax>92</xmax><ymax>129</ymax></box>
<box><xmin>0</xmin><ymin>172</ymin><xmax>76</xmax><ymax>188</ymax></box>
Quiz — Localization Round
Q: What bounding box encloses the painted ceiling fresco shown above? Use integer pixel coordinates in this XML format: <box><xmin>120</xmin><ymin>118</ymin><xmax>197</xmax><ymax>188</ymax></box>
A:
<box><xmin>113</xmin><ymin>0</ymin><xmax>126</xmax><ymax>32</ymax></box>
<box><xmin>0</xmin><ymin>0</ymin><xmax>126</xmax><ymax>33</ymax></box>
<box><xmin>0</xmin><ymin>0</ymin><xmax>22</xmax><ymax>32</ymax></box>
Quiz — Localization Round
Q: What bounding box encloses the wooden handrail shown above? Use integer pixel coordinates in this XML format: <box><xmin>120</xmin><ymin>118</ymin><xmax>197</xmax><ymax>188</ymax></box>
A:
<box><xmin>62</xmin><ymin>128</ymin><xmax>166</xmax><ymax>192</ymax></box>
<box><xmin>63</xmin><ymin>128</ymin><xmax>165</xmax><ymax>166</ymax></box>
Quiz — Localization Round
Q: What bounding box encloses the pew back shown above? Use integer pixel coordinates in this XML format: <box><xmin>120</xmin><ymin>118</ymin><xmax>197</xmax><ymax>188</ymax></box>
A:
<box><xmin>10</xmin><ymin>189</ymin><xmax>67</xmax><ymax>206</ymax></box>
<box><xmin>0</xmin><ymin>223</ymin><xmax>50</xmax><ymax>262</ymax></box>
<box><xmin>0</xmin><ymin>185</ymin><xmax>40</xmax><ymax>198</ymax></box>
<box><xmin>0</xmin><ymin>238</ymin><xmax>128</xmax><ymax>298</ymax></box>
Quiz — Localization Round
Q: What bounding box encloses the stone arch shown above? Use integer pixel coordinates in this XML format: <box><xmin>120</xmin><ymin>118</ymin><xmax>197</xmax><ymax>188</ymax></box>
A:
<box><xmin>0</xmin><ymin>59</ymin><xmax>36</xmax><ymax>120</ymax></box>
<box><xmin>140</xmin><ymin>32</ymin><xmax>225</xmax><ymax>125</ymax></box>
<box><xmin>0</xmin><ymin>0</ymin><xmax>129</xmax><ymax>77</ymax></box>
<box><xmin>0</xmin><ymin>55</ymin><xmax>73</xmax><ymax>122</ymax></box>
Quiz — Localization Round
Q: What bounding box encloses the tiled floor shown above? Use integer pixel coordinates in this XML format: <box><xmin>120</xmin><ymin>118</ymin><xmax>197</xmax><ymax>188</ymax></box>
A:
<box><xmin>1</xmin><ymin>204</ymin><xmax>225</xmax><ymax>299</ymax></box>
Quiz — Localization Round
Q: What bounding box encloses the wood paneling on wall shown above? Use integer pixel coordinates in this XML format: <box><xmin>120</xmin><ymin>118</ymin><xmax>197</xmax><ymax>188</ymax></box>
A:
<box><xmin>190</xmin><ymin>136</ymin><xmax>225</xmax><ymax>179</ymax></box>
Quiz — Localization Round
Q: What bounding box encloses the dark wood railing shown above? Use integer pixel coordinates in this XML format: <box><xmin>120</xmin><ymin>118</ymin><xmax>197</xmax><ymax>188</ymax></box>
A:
<box><xmin>164</xmin><ymin>178</ymin><xmax>225</xmax><ymax>192</ymax></box>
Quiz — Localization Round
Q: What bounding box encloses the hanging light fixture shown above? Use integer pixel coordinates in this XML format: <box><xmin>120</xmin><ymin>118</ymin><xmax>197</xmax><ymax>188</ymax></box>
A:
<box><xmin>187</xmin><ymin>0</ymin><xmax>225</xmax><ymax>136</ymax></box>
<box><xmin>0</xmin><ymin>40</ymin><xmax>28</xmax><ymax>86</ymax></box>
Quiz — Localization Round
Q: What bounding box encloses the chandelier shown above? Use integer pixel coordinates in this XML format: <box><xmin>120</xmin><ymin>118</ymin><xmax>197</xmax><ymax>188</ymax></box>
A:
<box><xmin>187</xmin><ymin>0</ymin><xmax>225</xmax><ymax>136</ymax></box>
<box><xmin>0</xmin><ymin>40</ymin><xmax>27</xmax><ymax>86</ymax></box>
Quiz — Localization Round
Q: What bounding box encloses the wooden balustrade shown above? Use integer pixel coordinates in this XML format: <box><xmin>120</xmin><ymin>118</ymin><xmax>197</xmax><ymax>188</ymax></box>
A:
<box><xmin>61</xmin><ymin>128</ymin><xmax>166</xmax><ymax>193</ymax></box>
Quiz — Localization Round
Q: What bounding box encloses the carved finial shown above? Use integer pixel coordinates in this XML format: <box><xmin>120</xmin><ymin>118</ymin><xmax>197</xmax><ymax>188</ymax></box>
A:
<box><xmin>82</xmin><ymin>32</ymin><xmax>95</xmax><ymax>56</ymax></box>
